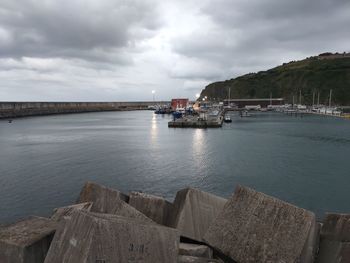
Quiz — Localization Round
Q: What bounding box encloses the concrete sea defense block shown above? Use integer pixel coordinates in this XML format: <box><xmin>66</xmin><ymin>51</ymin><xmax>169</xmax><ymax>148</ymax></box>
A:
<box><xmin>129</xmin><ymin>191</ymin><xmax>173</xmax><ymax>225</ymax></box>
<box><xmin>77</xmin><ymin>181</ymin><xmax>154</xmax><ymax>223</ymax></box>
<box><xmin>170</xmin><ymin>188</ymin><xmax>227</xmax><ymax>241</ymax></box>
<box><xmin>204</xmin><ymin>185</ymin><xmax>316</xmax><ymax>263</ymax></box>
<box><xmin>316</xmin><ymin>240</ymin><xmax>350</xmax><ymax>263</ymax></box>
<box><xmin>179</xmin><ymin>243</ymin><xmax>213</xmax><ymax>258</ymax></box>
<box><xmin>77</xmin><ymin>181</ymin><xmax>129</xmax><ymax>212</ymax></box>
<box><xmin>44</xmin><ymin>210</ymin><xmax>179</xmax><ymax>263</ymax></box>
<box><xmin>0</xmin><ymin>216</ymin><xmax>57</xmax><ymax>263</ymax></box>
<box><xmin>320</xmin><ymin>213</ymin><xmax>350</xmax><ymax>241</ymax></box>
<box><xmin>50</xmin><ymin>202</ymin><xmax>93</xmax><ymax>221</ymax></box>
<box><xmin>178</xmin><ymin>255</ymin><xmax>222</xmax><ymax>263</ymax></box>
<box><xmin>317</xmin><ymin>213</ymin><xmax>350</xmax><ymax>263</ymax></box>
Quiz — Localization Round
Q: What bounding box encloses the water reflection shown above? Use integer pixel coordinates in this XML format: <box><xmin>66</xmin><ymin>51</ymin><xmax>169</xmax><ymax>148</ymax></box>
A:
<box><xmin>150</xmin><ymin>114</ymin><xmax>158</xmax><ymax>146</ymax></box>
<box><xmin>192</xmin><ymin>129</ymin><xmax>204</xmax><ymax>157</ymax></box>
<box><xmin>192</xmin><ymin>129</ymin><xmax>208</xmax><ymax>174</ymax></box>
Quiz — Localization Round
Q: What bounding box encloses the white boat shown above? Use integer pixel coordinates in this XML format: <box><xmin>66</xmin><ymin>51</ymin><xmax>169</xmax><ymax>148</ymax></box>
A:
<box><xmin>284</xmin><ymin>109</ymin><xmax>297</xmax><ymax>114</ymax></box>
<box><xmin>245</xmin><ymin>105</ymin><xmax>261</xmax><ymax>111</ymax></box>
<box><xmin>147</xmin><ymin>105</ymin><xmax>157</xmax><ymax>110</ymax></box>
<box><xmin>224</xmin><ymin>116</ymin><xmax>232</xmax><ymax>123</ymax></box>
<box><xmin>297</xmin><ymin>104</ymin><xmax>307</xmax><ymax>111</ymax></box>
<box><xmin>176</xmin><ymin>107</ymin><xmax>186</xmax><ymax>113</ymax></box>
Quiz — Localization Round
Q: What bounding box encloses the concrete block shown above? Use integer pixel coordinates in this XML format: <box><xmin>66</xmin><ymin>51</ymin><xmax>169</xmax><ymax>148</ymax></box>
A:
<box><xmin>77</xmin><ymin>182</ymin><xmax>154</xmax><ymax>223</ymax></box>
<box><xmin>51</xmin><ymin>202</ymin><xmax>92</xmax><ymax>221</ymax></box>
<box><xmin>320</xmin><ymin>213</ymin><xmax>350</xmax><ymax>241</ymax></box>
<box><xmin>45</xmin><ymin>210</ymin><xmax>179</xmax><ymax>263</ymax></box>
<box><xmin>77</xmin><ymin>181</ymin><xmax>129</xmax><ymax>213</ymax></box>
<box><xmin>129</xmin><ymin>191</ymin><xmax>173</xmax><ymax>225</ymax></box>
<box><xmin>0</xmin><ymin>216</ymin><xmax>57</xmax><ymax>263</ymax></box>
<box><xmin>316</xmin><ymin>214</ymin><xmax>350</xmax><ymax>263</ymax></box>
<box><xmin>204</xmin><ymin>185</ymin><xmax>316</xmax><ymax>263</ymax></box>
<box><xmin>178</xmin><ymin>255</ymin><xmax>222</xmax><ymax>263</ymax></box>
<box><xmin>299</xmin><ymin>220</ymin><xmax>321</xmax><ymax>263</ymax></box>
<box><xmin>170</xmin><ymin>188</ymin><xmax>227</xmax><ymax>241</ymax></box>
<box><xmin>179</xmin><ymin>243</ymin><xmax>213</xmax><ymax>258</ymax></box>
<box><xmin>316</xmin><ymin>240</ymin><xmax>350</xmax><ymax>263</ymax></box>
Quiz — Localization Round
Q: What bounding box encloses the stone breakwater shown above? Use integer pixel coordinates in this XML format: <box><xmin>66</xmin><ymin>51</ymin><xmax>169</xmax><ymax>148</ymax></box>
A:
<box><xmin>0</xmin><ymin>101</ymin><xmax>168</xmax><ymax>119</ymax></box>
<box><xmin>0</xmin><ymin>182</ymin><xmax>349</xmax><ymax>263</ymax></box>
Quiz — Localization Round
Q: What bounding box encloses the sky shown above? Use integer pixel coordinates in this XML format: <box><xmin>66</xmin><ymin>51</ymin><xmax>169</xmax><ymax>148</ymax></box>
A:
<box><xmin>0</xmin><ymin>0</ymin><xmax>349</xmax><ymax>101</ymax></box>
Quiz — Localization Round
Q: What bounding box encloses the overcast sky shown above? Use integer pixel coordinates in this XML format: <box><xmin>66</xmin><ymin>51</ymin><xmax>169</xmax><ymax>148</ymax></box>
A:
<box><xmin>0</xmin><ymin>0</ymin><xmax>349</xmax><ymax>101</ymax></box>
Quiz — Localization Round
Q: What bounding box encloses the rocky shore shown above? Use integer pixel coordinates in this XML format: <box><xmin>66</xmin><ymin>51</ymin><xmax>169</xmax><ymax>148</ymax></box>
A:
<box><xmin>0</xmin><ymin>182</ymin><xmax>349</xmax><ymax>262</ymax></box>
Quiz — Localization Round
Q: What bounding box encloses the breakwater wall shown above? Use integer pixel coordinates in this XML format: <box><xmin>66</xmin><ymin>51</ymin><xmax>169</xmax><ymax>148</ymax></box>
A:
<box><xmin>1</xmin><ymin>181</ymin><xmax>348</xmax><ymax>262</ymax></box>
<box><xmin>0</xmin><ymin>101</ymin><xmax>168</xmax><ymax>119</ymax></box>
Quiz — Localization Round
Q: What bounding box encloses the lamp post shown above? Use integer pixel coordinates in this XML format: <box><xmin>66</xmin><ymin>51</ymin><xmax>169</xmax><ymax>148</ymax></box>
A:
<box><xmin>151</xmin><ymin>90</ymin><xmax>155</xmax><ymax>102</ymax></box>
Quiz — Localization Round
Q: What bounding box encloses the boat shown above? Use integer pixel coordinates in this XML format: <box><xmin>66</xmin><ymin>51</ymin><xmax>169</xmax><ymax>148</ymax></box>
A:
<box><xmin>176</xmin><ymin>107</ymin><xmax>186</xmax><ymax>114</ymax></box>
<box><xmin>147</xmin><ymin>105</ymin><xmax>157</xmax><ymax>110</ymax></box>
<box><xmin>172</xmin><ymin>111</ymin><xmax>183</xmax><ymax>119</ymax></box>
<box><xmin>245</xmin><ymin>105</ymin><xmax>261</xmax><ymax>111</ymax></box>
<box><xmin>224</xmin><ymin>116</ymin><xmax>232</xmax><ymax>123</ymax></box>
<box><xmin>154</xmin><ymin>108</ymin><xmax>166</xmax><ymax>114</ymax></box>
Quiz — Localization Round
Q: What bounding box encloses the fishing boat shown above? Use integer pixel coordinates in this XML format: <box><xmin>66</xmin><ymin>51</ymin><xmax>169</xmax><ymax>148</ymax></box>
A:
<box><xmin>224</xmin><ymin>115</ymin><xmax>232</xmax><ymax>123</ymax></box>
<box><xmin>154</xmin><ymin>108</ymin><xmax>166</xmax><ymax>114</ymax></box>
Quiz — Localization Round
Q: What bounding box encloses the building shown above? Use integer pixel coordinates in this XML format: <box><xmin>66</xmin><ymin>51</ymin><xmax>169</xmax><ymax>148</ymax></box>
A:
<box><xmin>171</xmin><ymin>98</ymin><xmax>189</xmax><ymax>110</ymax></box>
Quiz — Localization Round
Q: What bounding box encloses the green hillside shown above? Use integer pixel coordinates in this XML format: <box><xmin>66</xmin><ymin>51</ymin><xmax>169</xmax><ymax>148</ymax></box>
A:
<box><xmin>200</xmin><ymin>53</ymin><xmax>350</xmax><ymax>105</ymax></box>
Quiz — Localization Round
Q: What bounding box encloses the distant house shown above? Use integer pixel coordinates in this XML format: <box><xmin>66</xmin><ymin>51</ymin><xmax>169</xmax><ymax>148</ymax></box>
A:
<box><xmin>171</xmin><ymin>98</ymin><xmax>189</xmax><ymax>110</ymax></box>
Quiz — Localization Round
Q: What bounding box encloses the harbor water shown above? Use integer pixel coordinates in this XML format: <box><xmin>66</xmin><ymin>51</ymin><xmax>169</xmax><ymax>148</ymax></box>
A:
<box><xmin>0</xmin><ymin>111</ymin><xmax>349</xmax><ymax>223</ymax></box>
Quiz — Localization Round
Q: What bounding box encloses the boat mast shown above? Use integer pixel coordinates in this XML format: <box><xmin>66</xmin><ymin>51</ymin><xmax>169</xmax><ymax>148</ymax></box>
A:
<box><xmin>299</xmin><ymin>90</ymin><xmax>302</xmax><ymax>105</ymax></box>
<box><xmin>329</xmin><ymin>89</ymin><xmax>332</xmax><ymax>108</ymax></box>
<box><xmin>228</xmin><ymin>86</ymin><xmax>231</xmax><ymax>106</ymax></box>
<box><xmin>317</xmin><ymin>91</ymin><xmax>320</xmax><ymax>106</ymax></box>
<box><xmin>312</xmin><ymin>90</ymin><xmax>315</xmax><ymax>107</ymax></box>
<box><xmin>228</xmin><ymin>87</ymin><xmax>231</xmax><ymax>101</ymax></box>
<box><xmin>270</xmin><ymin>92</ymin><xmax>272</xmax><ymax>106</ymax></box>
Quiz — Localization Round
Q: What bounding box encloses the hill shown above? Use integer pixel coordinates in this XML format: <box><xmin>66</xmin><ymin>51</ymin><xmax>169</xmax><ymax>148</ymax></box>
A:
<box><xmin>199</xmin><ymin>53</ymin><xmax>350</xmax><ymax>105</ymax></box>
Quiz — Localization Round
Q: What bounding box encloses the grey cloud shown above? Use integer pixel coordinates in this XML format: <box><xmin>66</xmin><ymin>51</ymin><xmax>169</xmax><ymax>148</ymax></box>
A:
<box><xmin>172</xmin><ymin>0</ymin><xmax>350</xmax><ymax>80</ymax></box>
<box><xmin>0</xmin><ymin>0</ymin><xmax>161</xmax><ymax>63</ymax></box>
<box><xmin>1</xmin><ymin>0</ymin><xmax>350</xmax><ymax>101</ymax></box>
<box><xmin>203</xmin><ymin>0</ymin><xmax>350</xmax><ymax>26</ymax></box>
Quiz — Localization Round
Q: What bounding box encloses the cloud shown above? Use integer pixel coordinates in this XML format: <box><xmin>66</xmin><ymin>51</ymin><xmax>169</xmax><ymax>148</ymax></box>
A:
<box><xmin>0</xmin><ymin>0</ymin><xmax>350</xmax><ymax>101</ymax></box>
<box><xmin>173</xmin><ymin>0</ymin><xmax>350</xmax><ymax>73</ymax></box>
<box><xmin>0</xmin><ymin>0</ymin><xmax>161</xmax><ymax>62</ymax></box>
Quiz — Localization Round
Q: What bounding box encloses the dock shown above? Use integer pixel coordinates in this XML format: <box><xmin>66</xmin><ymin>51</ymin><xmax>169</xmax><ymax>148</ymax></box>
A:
<box><xmin>168</xmin><ymin>112</ymin><xmax>223</xmax><ymax>128</ymax></box>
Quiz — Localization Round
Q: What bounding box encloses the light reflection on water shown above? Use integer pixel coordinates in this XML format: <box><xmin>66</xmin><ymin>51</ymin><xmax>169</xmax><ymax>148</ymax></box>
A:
<box><xmin>192</xmin><ymin>128</ymin><xmax>204</xmax><ymax>158</ymax></box>
<box><xmin>0</xmin><ymin>111</ymin><xmax>350</xmax><ymax>223</ymax></box>
<box><xmin>150</xmin><ymin>114</ymin><xmax>158</xmax><ymax>146</ymax></box>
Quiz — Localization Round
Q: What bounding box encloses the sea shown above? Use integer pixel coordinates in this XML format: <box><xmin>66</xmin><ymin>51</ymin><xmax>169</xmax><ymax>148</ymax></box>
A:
<box><xmin>0</xmin><ymin>110</ymin><xmax>349</xmax><ymax>223</ymax></box>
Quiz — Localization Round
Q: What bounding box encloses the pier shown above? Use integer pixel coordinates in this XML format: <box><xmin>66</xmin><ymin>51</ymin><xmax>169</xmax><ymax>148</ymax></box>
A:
<box><xmin>0</xmin><ymin>101</ymin><xmax>169</xmax><ymax>119</ymax></box>
<box><xmin>168</xmin><ymin>111</ymin><xmax>224</xmax><ymax>128</ymax></box>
